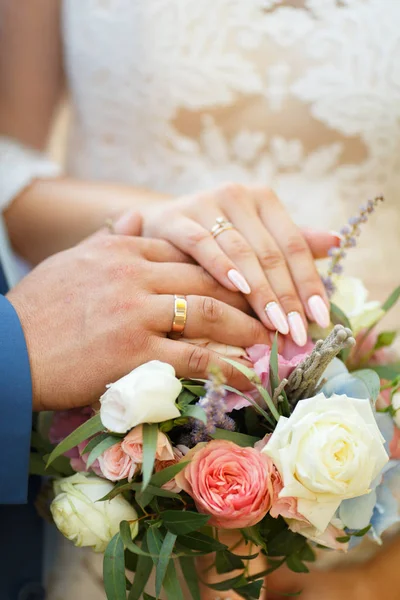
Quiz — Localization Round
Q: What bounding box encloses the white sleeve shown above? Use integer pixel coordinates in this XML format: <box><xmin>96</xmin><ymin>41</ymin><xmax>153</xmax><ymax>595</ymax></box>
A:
<box><xmin>0</xmin><ymin>136</ymin><xmax>61</xmax><ymax>210</ymax></box>
<box><xmin>0</xmin><ymin>136</ymin><xmax>62</xmax><ymax>286</ymax></box>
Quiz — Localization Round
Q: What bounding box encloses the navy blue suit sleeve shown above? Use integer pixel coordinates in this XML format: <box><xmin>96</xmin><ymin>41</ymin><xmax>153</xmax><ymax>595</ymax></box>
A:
<box><xmin>0</xmin><ymin>295</ymin><xmax>32</xmax><ymax>504</ymax></box>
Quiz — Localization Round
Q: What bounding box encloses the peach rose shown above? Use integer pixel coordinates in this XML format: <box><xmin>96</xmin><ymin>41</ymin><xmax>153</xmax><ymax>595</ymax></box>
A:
<box><xmin>175</xmin><ymin>440</ymin><xmax>276</xmax><ymax>529</ymax></box>
<box><xmin>121</xmin><ymin>425</ymin><xmax>175</xmax><ymax>463</ymax></box>
<box><xmin>98</xmin><ymin>442</ymin><xmax>136</xmax><ymax>482</ymax></box>
<box><xmin>154</xmin><ymin>447</ymin><xmax>184</xmax><ymax>493</ymax></box>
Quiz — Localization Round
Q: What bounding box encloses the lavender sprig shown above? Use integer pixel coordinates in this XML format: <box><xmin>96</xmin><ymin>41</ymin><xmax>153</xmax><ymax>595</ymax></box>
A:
<box><xmin>323</xmin><ymin>196</ymin><xmax>384</xmax><ymax>297</ymax></box>
<box><xmin>189</xmin><ymin>368</ymin><xmax>235</xmax><ymax>446</ymax></box>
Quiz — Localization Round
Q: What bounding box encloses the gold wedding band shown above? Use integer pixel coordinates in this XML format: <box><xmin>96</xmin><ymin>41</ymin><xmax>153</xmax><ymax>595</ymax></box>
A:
<box><xmin>211</xmin><ymin>216</ymin><xmax>234</xmax><ymax>239</ymax></box>
<box><xmin>171</xmin><ymin>295</ymin><xmax>187</xmax><ymax>336</ymax></box>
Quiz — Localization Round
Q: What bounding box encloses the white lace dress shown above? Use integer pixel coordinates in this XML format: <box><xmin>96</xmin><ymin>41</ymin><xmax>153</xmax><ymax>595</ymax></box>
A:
<box><xmin>47</xmin><ymin>0</ymin><xmax>400</xmax><ymax>597</ymax></box>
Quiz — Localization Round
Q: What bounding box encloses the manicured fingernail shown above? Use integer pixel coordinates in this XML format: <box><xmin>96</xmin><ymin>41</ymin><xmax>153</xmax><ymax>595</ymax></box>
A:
<box><xmin>288</xmin><ymin>312</ymin><xmax>308</xmax><ymax>347</ymax></box>
<box><xmin>308</xmin><ymin>295</ymin><xmax>331</xmax><ymax>328</ymax></box>
<box><xmin>265</xmin><ymin>301</ymin><xmax>289</xmax><ymax>335</ymax></box>
<box><xmin>227</xmin><ymin>269</ymin><xmax>251</xmax><ymax>294</ymax></box>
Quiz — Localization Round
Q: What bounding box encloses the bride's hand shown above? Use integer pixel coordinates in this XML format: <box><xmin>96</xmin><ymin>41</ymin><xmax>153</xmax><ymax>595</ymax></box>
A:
<box><xmin>141</xmin><ymin>183</ymin><xmax>339</xmax><ymax>347</ymax></box>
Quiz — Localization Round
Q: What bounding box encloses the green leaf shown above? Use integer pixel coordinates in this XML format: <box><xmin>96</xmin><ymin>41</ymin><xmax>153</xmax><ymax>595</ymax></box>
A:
<box><xmin>87</xmin><ymin>435</ymin><xmax>120</xmax><ymax>468</ymax></box>
<box><xmin>150</xmin><ymin>460</ymin><xmax>190</xmax><ymax>488</ymax></box>
<box><xmin>129</xmin><ymin>538</ymin><xmax>153</xmax><ymax>600</ymax></box>
<box><xmin>330</xmin><ymin>302</ymin><xmax>352</xmax><ymax>329</ymax></box>
<box><xmin>215</xmin><ymin>550</ymin><xmax>245</xmax><ymax>574</ymax></box>
<box><xmin>269</xmin><ymin>334</ymin><xmax>280</xmax><ymax>394</ymax></box>
<box><xmin>130</xmin><ymin>483</ymin><xmax>181</xmax><ymax>501</ymax></box>
<box><xmin>143</xmin><ymin>594</ymin><xmax>157</xmax><ymax>600</ymax></box>
<box><xmin>205</xmin><ymin>574</ymin><xmax>247</xmax><ymax>591</ymax></box>
<box><xmin>212</xmin><ymin>428</ymin><xmax>260</xmax><ymax>447</ymax></box>
<box><xmin>255</xmin><ymin>384</ymin><xmax>280</xmax><ymax>422</ymax></box>
<box><xmin>286</xmin><ymin>554</ymin><xmax>309</xmax><ymax>573</ymax></box>
<box><xmin>267</xmin><ymin>529</ymin><xmax>306</xmax><ymax>558</ymax></box>
<box><xmin>177</xmin><ymin>531</ymin><xmax>227</xmax><ymax>554</ymax></box>
<box><xmin>181</xmin><ymin>405</ymin><xmax>207</xmax><ymax>424</ymax></box>
<box><xmin>382</xmin><ymin>286</ymin><xmax>400</xmax><ymax>313</ymax></box>
<box><xmin>81</xmin><ymin>432</ymin><xmax>110</xmax><ymax>456</ymax></box>
<box><xmin>241</xmin><ymin>526</ymin><xmax>267</xmax><ymax>553</ymax></box>
<box><xmin>181</xmin><ymin>382</ymin><xmax>206</xmax><ymax>397</ymax></box>
<box><xmin>352</xmin><ymin>369</ymin><xmax>381</xmax><ymax>402</ymax></box>
<box><xmin>235</xmin><ymin>579</ymin><xmax>264</xmax><ymax>600</ymax></box>
<box><xmin>29</xmin><ymin>453</ymin><xmax>59</xmax><ymax>477</ymax></box>
<box><xmin>353</xmin><ymin>524</ymin><xmax>372</xmax><ymax>537</ymax></box>
<box><xmin>298</xmin><ymin>543</ymin><xmax>316</xmax><ymax>563</ymax></box>
<box><xmin>163</xmin><ymin>560</ymin><xmax>184</xmax><ymax>600</ymax></box>
<box><xmin>103</xmin><ymin>533</ymin><xmax>126</xmax><ymax>600</ymax></box>
<box><xmin>179</xmin><ymin>556</ymin><xmax>201</xmax><ymax>600</ymax></box>
<box><xmin>162</xmin><ymin>511</ymin><xmax>210</xmax><ymax>535</ymax></box>
<box><xmin>223</xmin><ymin>385</ymin><xmax>275</xmax><ymax>427</ymax></box>
<box><xmin>46</xmin><ymin>414</ymin><xmax>103</xmax><ymax>467</ymax></box>
<box><xmin>222</xmin><ymin>358</ymin><xmax>261</xmax><ymax>383</ymax></box>
<box><xmin>99</xmin><ymin>481</ymin><xmax>132</xmax><ymax>502</ymax></box>
<box><xmin>155</xmin><ymin>532</ymin><xmax>177</xmax><ymax>598</ymax></box>
<box><xmin>120</xmin><ymin>521</ymin><xmax>152</xmax><ymax>557</ymax></box>
<box><xmin>335</xmin><ymin>535</ymin><xmax>351</xmax><ymax>543</ymax></box>
<box><xmin>124</xmin><ymin>550</ymin><xmax>138</xmax><ymax>573</ymax></box>
<box><xmin>370</xmin><ymin>363</ymin><xmax>400</xmax><ymax>381</ymax></box>
<box><xmin>30</xmin><ymin>431</ymin><xmax>53</xmax><ymax>453</ymax></box>
<box><xmin>146</xmin><ymin>527</ymin><xmax>163</xmax><ymax>565</ymax></box>
<box><xmin>375</xmin><ymin>331</ymin><xmax>397</xmax><ymax>350</ymax></box>
<box><xmin>142</xmin><ymin>423</ymin><xmax>159</xmax><ymax>492</ymax></box>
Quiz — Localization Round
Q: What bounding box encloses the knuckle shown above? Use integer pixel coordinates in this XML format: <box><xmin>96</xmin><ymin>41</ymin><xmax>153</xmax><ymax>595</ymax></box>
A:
<box><xmin>219</xmin><ymin>181</ymin><xmax>246</xmax><ymax>202</ymax></box>
<box><xmin>285</xmin><ymin>235</ymin><xmax>309</xmax><ymax>257</ymax></box>
<box><xmin>201</xmin><ymin>296</ymin><xmax>223</xmax><ymax>324</ymax></box>
<box><xmin>185</xmin><ymin>228</ymin><xmax>210</xmax><ymax>248</ymax></box>
<box><xmin>278</xmin><ymin>292</ymin><xmax>300</xmax><ymax>307</ymax></box>
<box><xmin>228</xmin><ymin>236</ymin><xmax>254</xmax><ymax>260</ymax></box>
<box><xmin>258</xmin><ymin>248</ymin><xmax>285</xmax><ymax>271</ymax></box>
<box><xmin>249</xmin><ymin>317</ymin><xmax>264</xmax><ymax>342</ymax></box>
<box><xmin>199</xmin><ymin>268</ymin><xmax>220</xmax><ymax>295</ymax></box>
<box><xmin>187</xmin><ymin>346</ymin><xmax>210</xmax><ymax>376</ymax></box>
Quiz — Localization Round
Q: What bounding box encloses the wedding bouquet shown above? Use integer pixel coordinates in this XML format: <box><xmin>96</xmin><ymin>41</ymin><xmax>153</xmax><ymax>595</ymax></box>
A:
<box><xmin>31</xmin><ymin>199</ymin><xmax>400</xmax><ymax>600</ymax></box>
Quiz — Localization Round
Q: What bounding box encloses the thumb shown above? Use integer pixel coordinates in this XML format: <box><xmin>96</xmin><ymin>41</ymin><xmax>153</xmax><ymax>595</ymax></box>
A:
<box><xmin>302</xmin><ymin>228</ymin><xmax>341</xmax><ymax>259</ymax></box>
<box><xmin>112</xmin><ymin>210</ymin><xmax>143</xmax><ymax>236</ymax></box>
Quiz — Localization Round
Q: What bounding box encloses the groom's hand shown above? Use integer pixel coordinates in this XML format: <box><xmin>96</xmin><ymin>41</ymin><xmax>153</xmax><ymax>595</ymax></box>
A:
<box><xmin>7</xmin><ymin>229</ymin><xmax>269</xmax><ymax>412</ymax></box>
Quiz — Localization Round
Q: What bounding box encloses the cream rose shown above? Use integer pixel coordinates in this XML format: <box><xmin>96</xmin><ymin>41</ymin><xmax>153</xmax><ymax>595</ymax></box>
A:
<box><xmin>331</xmin><ymin>276</ymin><xmax>384</xmax><ymax>334</ymax></box>
<box><xmin>50</xmin><ymin>473</ymin><xmax>138</xmax><ymax>552</ymax></box>
<box><xmin>100</xmin><ymin>361</ymin><xmax>182</xmax><ymax>433</ymax></box>
<box><xmin>392</xmin><ymin>392</ymin><xmax>400</xmax><ymax>428</ymax></box>
<box><xmin>263</xmin><ymin>393</ymin><xmax>388</xmax><ymax>532</ymax></box>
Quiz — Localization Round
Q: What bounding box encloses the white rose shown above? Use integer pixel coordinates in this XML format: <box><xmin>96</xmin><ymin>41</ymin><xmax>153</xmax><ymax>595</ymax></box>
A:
<box><xmin>392</xmin><ymin>392</ymin><xmax>400</xmax><ymax>428</ymax></box>
<box><xmin>263</xmin><ymin>393</ymin><xmax>388</xmax><ymax>532</ymax></box>
<box><xmin>331</xmin><ymin>276</ymin><xmax>384</xmax><ymax>334</ymax></box>
<box><xmin>50</xmin><ymin>473</ymin><xmax>138</xmax><ymax>553</ymax></box>
<box><xmin>100</xmin><ymin>360</ymin><xmax>182</xmax><ymax>433</ymax></box>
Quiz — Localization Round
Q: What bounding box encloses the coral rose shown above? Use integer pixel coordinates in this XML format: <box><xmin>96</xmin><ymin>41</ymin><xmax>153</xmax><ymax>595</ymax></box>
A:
<box><xmin>121</xmin><ymin>425</ymin><xmax>174</xmax><ymax>463</ymax></box>
<box><xmin>175</xmin><ymin>440</ymin><xmax>276</xmax><ymax>529</ymax></box>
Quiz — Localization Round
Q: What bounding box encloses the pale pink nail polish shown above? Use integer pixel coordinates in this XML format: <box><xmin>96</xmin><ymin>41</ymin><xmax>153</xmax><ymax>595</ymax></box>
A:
<box><xmin>227</xmin><ymin>269</ymin><xmax>251</xmax><ymax>294</ymax></box>
<box><xmin>308</xmin><ymin>295</ymin><xmax>331</xmax><ymax>328</ymax></box>
<box><xmin>265</xmin><ymin>302</ymin><xmax>289</xmax><ymax>335</ymax></box>
<box><xmin>288</xmin><ymin>312</ymin><xmax>307</xmax><ymax>347</ymax></box>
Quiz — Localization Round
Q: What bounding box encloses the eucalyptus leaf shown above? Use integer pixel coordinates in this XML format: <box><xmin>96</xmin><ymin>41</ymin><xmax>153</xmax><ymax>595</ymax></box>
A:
<box><xmin>215</xmin><ymin>550</ymin><xmax>244</xmax><ymax>574</ymax></box>
<box><xmin>352</xmin><ymin>369</ymin><xmax>381</xmax><ymax>403</ymax></box>
<box><xmin>162</xmin><ymin>510</ymin><xmax>210</xmax><ymax>535</ymax></box>
<box><xmin>129</xmin><ymin>538</ymin><xmax>153</xmax><ymax>600</ymax></box>
<box><xmin>269</xmin><ymin>334</ymin><xmax>280</xmax><ymax>395</ymax></box>
<box><xmin>212</xmin><ymin>428</ymin><xmax>260</xmax><ymax>447</ymax></box>
<box><xmin>181</xmin><ymin>405</ymin><xmax>207</xmax><ymax>424</ymax></box>
<box><xmin>205</xmin><ymin>574</ymin><xmax>247</xmax><ymax>591</ymax></box>
<box><xmin>81</xmin><ymin>432</ymin><xmax>110</xmax><ymax>456</ymax></box>
<box><xmin>330</xmin><ymin>302</ymin><xmax>352</xmax><ymax>329</ymax></box>
<box><xmin>255</xmin><ymin>384</ymin><xmax>280</xmax><ymax>422</ymax></box>
<box><xmin>150</xmin><ymin>461</ymin><xmax>190</xmax><ymax>488</ymax></box>
<box><xmin>146</xmin><ymin>526</ymin><xmax>163</xmax><ymax>565</ymax></box>
<box><xmin>46</xmin><ymin>414</ymin><xmax>103</xmax><ymax>467</ymax></box>
<box><xmin>382</xmin><ymin>285</ymin><xmax>400</xmax><ymax>312</ymax></box>
<box><xmin>103</xmin><ymin>533</ymin><xmax>126</xmax><ymax>600</ymax></box>
<box><xmin>163</xmin><ymin>560</ymin><xmax>184</xmax><ymax>600</ymax></box>
<box><xmin>177</xmin><ymin>531</ymin><xmax>227</xmax><ymax>553</ymax></box>
<box><xmin>222</xmin><ymin>358</ymin><xmax>261</xmax><ymax>383</ymax></box>
<box><xmin>369</xmin><ymin>363</ymin><xmax>400</xmax><ymax>381</ymax></box>
<box><xmin>179</xmin><ymin>556</ymin><xmax>201</xmax><ymax>600</ymax></box>
<box><xmin>87</xmin><ymin>435</ymin><xmax>120</xmax><ymax>468</ymax></box>
<box><xmin>223</xmin><ymin>385</ymin><xmax>275</xmax><ymax>427</ymax></box>
<box><xmin>120</xmin><ymin>521</ymin><xmax>153</xmax><ymax>557</ymax></box>
<box><xmin>142</xmin><ymin>423</ymin><xmax>159</xmax><ymax>492</ymax></box>
<box><xmin>155</xmin><ymin>532</ymin><xmax>177</xmax><ymax>598</ymax></box>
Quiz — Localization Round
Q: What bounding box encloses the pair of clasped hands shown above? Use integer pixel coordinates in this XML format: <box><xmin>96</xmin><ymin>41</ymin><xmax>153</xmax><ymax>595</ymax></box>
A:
<box><xmin>8</xmin><ymin>184</ymin><xmax>337</xmax><ymax>414</ymax></box>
